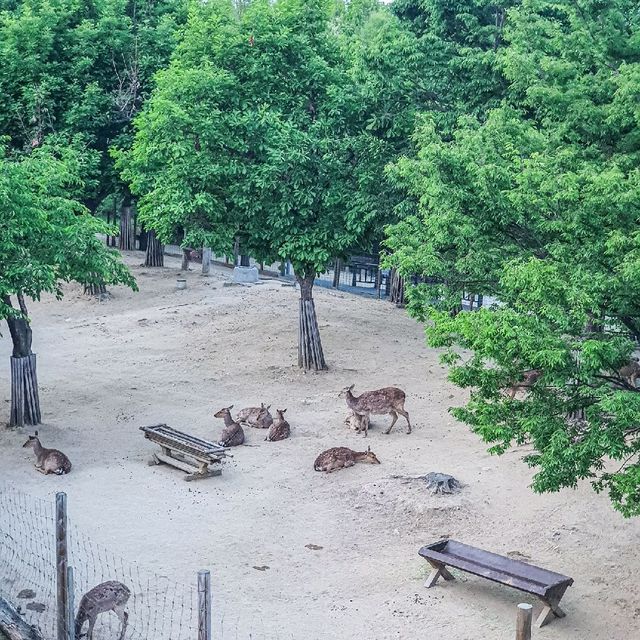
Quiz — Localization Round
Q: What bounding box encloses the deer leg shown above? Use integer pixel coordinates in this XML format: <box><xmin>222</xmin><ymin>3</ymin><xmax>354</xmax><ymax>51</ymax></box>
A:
<box><xmin>115</xmin><ymin>605</ymin><xmax>128</xmax><ymax>640</ymax></box>
<box><xmin>384</xmin><ymin>412</ymin><xmax>398</xmax><ymax>435</ymax></box>
<box><xmin>86</xmin><ymin>615</ymin><xmax>96</xmax><ymax>640</ymax></box>
<box><xmin>361</xmin><ymin>413</ymin><xmax>370</xmax><ymax>437</ymax></box>
<box><xmin>398</xmin><ymin>408</ymin><xmax>411</xmax><ymax>434</ymax></box>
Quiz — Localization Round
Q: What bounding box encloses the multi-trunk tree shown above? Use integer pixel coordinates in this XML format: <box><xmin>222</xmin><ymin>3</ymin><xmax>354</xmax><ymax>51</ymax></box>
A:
<box><xmin>124</xmin><ymin>0</ymin><xmax>386</xmax><ymax>370</ymax></box>
<box><xmin>386</xmin><ymin>0</ymin><xmax>640</xmax><ymax>515</ymax></box>
<box><xmin>0</xmin><ymin>144</ymin><xmax>135</xmax><ymax>427</ymax></box>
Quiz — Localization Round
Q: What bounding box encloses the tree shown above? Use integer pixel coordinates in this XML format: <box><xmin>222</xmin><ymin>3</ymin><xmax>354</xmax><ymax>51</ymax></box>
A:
<box><xmin>385</xmin><ymin>0</ymin><xmax>640</xmax><ymax>515</ymax></box>
<box><xmin>0</xmin><ymin>143</ymin><xmax>135</xmax><ymax>427</ymax></box>
<box><xmin>124</xmin><ymin>0</ymin><xmax>386</xmax><ymax>370</ymax></box>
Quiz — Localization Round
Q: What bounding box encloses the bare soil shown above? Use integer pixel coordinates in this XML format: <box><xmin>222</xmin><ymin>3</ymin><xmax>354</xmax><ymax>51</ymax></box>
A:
<box><xmin>1</xmin><ymin>252</ymin><xmax>639</xmax><ymax>640</ymax></box>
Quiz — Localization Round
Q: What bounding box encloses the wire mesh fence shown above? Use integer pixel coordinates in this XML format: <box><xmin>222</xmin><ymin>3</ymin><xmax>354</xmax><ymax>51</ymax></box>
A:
<box><xmin>0</xmin><ymin>482</ymin><xmax>200</xmax><ymax>640</ymax></box>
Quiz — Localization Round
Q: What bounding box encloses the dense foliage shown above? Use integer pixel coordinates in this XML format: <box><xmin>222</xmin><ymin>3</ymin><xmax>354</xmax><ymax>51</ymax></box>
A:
<box><xmin>386</xmin><ymin>0</ymin><xmax>640</xmax><ymax>516</ymax></box>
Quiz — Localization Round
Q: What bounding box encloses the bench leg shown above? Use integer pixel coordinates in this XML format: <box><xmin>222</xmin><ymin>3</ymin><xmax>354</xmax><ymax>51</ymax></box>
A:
<box><xmin>424</xmin><ymin>560</ymin><xmax>455</xmax><ymax>588</ymax></box>
<box><xmin>536</xmin><ymin>585</ymin><xmax>569</xmax><ymax>627</ymax></box>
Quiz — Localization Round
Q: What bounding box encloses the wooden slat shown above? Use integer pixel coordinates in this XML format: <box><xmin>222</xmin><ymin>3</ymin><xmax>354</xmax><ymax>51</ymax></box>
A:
<box><xmin>140</xmin><ymin>425</ymin><xmax>227</xmax><ymax>461</ymax></box>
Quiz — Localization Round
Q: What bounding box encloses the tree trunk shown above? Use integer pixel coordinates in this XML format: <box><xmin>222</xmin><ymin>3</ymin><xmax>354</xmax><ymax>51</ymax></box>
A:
<box><xmin>389</xmin><ymin>268</ymin><xmax>405</xmax><ymax>306</ymax></box>
<box><xmin>202</xmin><ymin>247</ymin><xmax>212</xmax><ymax>275</ymax></box>
<box><xmin>332</xmin><ymin>258</ymin><xmax>341</xmax><ymax>288</ymax></box>
<box><xmin>296</xmin><ymin>274</ymin><xmax>327</xmax><ymax>371</ymax></box>
<box><xmin>84</xmin><ymin>282</ymin><xmax>107</xmax><ymax>296</ymax></box>
<box><xmin>181</xmin><ymin>248</ymin><xmax>190</xmax><ymax>271</ymax></box>
<box><xmin>240</xmin><ymin>254</ymin><xmax>250</xmax><ymax>267</ymax></box>
<box><xmin>138</xmin><ymin>224</ymin><xmax>149</xmax><ymax>252</ymax></box>
<box><xmin>145</xmin><ymin>230</ymin><xmax>164</xmax><ymax>267</ymax></box>
<box><xmin>119</xmin><ymin>195</ymin><xmax>135</xmax><ymax>250</ymax></box>
<box><xmin>3</xmin><ymin>295</ymin><xmax>41</xmax><ymax>428</ymax></box>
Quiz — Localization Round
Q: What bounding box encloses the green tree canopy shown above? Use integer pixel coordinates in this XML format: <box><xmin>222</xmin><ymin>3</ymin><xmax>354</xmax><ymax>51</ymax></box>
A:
<box><xmin>386</xmin><ymin>0</ymin><xmax>640</xmax><ymax>515</ymax></box>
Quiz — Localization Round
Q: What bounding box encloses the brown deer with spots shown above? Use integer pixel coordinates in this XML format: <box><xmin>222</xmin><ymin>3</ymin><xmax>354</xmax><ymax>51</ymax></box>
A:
<box><xmin>22</xmin><ymin>432</ymin><xmax>71</xmax><ymax>475</ymax></box>
<box><xmin>214</xmin><ymin>405</ymin><xmax>245</xmax><ymax>447</ymax></box>
<box><xmin>266</xmin><ymin>409</ymin><xmax>290</xmax><ymax>442</ymax></box>
<box><xmin>236</xmin><ymin>403</ymin><xmax>273</xmax><ymax>429</ymax></box>
<box><xmin>75</xmin><ymin>580</ymin><xmax>130</xmax><ymax>640</ymax></box>
<box><xmin>340</xmin><ymin>385</ymin><xmax>411</xmax><ymax>436</ymax></box>
<box><xmin>314</xmin><ymin>446</ymin><xmax>380</xmax><ymax>473</ymax></box>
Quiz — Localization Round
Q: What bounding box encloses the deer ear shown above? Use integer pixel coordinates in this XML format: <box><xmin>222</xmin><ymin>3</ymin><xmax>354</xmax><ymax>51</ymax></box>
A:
<box><xmin>282</xmin><ymin>408</ymin><xmax>287</xmax><ymax>413</ymax></box>
<box><xmin>349</xmin><ymin>384</ymin><xmax>355</xmax><ymax>391</ymax></box>
<box><xmin>35</xmin><ymin>430</ymin><xmax>38</xmax><ymax>437</ymax></box>
<box><xmin>367</xmin><ymin>445</ymin><xmax>371</xmax><ymax>452</ymax></box>
<box><xmin>228</xmin><ymin>404</ymin><xmax>234</xmax><ymax>410</ymax></box>
<box><xmin>266</xmin><ymin>405</ymin><xmax>271</xmax><ymax>410</ymax></box>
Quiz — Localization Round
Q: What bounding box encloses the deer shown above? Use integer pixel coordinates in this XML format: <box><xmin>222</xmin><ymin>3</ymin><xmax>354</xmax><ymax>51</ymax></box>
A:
<box><xmin>339</xmin><ymin>385</ymin><xmax>411</xmax><ymax>436</ymax></box>
<box><xmin>22</xmin><ymin>432</ymin><xmax>72</xmax><ymax>475</ymax></box>
<box><xmin>265</xmin><ymin>409</ymin><xmax>290</xmax><ymax>442</ymax></box>
<box><xmin>75</xmin><ymin>580</ymin><xmax>130</xmax><ymax>640</ymax></box>
<box><xmin>505</xmin><ymin>369</ymin><xmax>542</xmax><ymax>399</ymax></box>
<box><xmin>618</xmin><ymin>357</ymin><xmax>640</xmax><ymax>388</ymax></box>
<box><xmin>214</xmin><ymin>405</ymin><xmax>245</xmax><ymax>447</ymax></box>
<box><xmin>344</xmin><ymin>410</ymin><xmax>369</xmax><ymax>434</ymax></box>
<box><xmin>314</xmin><ymin>446</ymin><xmax>380</xmax><ymax>473</ymax></box>
<box><xmin>236</xmin><ymin>403</ymin><xmax>273</xmax><ymax>429</ymax></box>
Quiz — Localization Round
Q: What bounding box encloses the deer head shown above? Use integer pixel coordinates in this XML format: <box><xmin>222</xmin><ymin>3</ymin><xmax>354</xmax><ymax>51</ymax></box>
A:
<box><xmin>22</xmin><ymin>431</ymin><xmax>39</xmax><ymax>448</ymax></box>
<box><xmin>214</xmin><ymin>405</ymin><xmax>234</xmax><ymax>419</ymax></box>
<box><xmin>339</xmin><ymin>384</ymin><xmax>355</xmax><ymax>398</ymax></box>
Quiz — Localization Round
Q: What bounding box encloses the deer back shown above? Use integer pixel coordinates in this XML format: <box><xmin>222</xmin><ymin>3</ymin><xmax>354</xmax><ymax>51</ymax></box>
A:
<box><xmin>351</xmin><ymin>387</ymin><xmax>406</xmax><ymax>413</ymax></box>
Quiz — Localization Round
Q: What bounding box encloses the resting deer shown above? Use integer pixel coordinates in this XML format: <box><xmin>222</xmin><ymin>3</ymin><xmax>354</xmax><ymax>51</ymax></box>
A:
<box><xmin>75</xmin><ymin>580</ymin><xmax>130</xmax><ymax>640</ymax></box>
<box><xmin>618</xmin><ymin>358</ymin><xmax>640</xmax><ymax>388</ymax></box>
<box><xmin>314</xmin><ymin>446</ymin><xmax>380</xmax><ymax>473</ymax></box>
<box><xmin>22</xmin><ymin>432</ymin><xmax>71</xmax><ymax>475</ymax></box>
<box><xmin>265</xmin><ymin>409</ymin><xmax>290</xmax><ymax>442</ymax></box>
<box><xmin>505</xmin><ymin>369</ymin><xmax>542</xmax><ymax>399</ymax></box>
<box><xmin>236</xmin><ymin>404</ymin><xmax>273</xmax><ymax>429</ymax></box>
<box><xmin>214</xmin><ymin>405</ymin><xmax>245</xmax><ymax>447</ymax></box>
<box><xmin>339</xmin><ymin>385</ymin><xmax>411</xmax><ymax>436</ymax></box>
<box><xmin>344</xmin><ymin>410</ymin><xmax>369</xmax><ymax>434</ymax></box>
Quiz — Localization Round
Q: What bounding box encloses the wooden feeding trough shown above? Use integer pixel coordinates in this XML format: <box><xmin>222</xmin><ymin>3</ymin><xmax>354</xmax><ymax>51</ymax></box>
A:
<box><xmin>140</xmin><ymin>424</ymin><xmax>227</xmax><ymax>481</ymax></box>
<box><xmin>419</xmin><ymin>539</ymin><xmax>573</xmax><ymax>627</ymax></box>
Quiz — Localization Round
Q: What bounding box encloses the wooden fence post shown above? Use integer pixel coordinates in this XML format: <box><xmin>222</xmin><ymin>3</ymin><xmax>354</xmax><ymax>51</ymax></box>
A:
<box><xmin>516</xmin><ymin>603</ymin><xmax>533</xmax><ymax>640</ymax></box>
<box><xmin>66</xmin><ymin>566</ymin><xmax>75</xmax><ymax>640</ymax></box>
<box><xmin>55</xmin><ymin>493</ymin><xmax>68</xmax><ymax>640</ymax></box>
<box><xmin>198</xmin><ymin>570</ymin><xmax>211</xmax><ymax>640</ymax></box>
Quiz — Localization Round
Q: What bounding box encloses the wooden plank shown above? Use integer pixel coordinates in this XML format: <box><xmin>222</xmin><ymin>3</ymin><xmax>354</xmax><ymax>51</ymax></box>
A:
<box><xmin>155</xmin><ymin>452</ymin><xmax>199</xmax><ymax>473</ymax></box>
<box><xmin>0</xmin><ymin>595</ymin><xmax>45</xmax><ymax>640</ymax></box>
<box><xmin>140</xmin><ymin>425</ymin><xmax>226</xmax><ymax>456</ymax></box>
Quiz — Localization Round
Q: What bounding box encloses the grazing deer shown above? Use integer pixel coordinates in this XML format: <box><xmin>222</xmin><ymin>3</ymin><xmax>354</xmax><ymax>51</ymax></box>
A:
<box><xmin>214</xmin><ymin>405</ymin><xmax>245</xmax><ymax>447</ymax></box>
<box><xmin>75</xmin><ymin>580</ymin><xmax>130</xmax><ymax>640</ymax></box>
<box><xmin>265</xmin><ymin>409</ymin><xmax>290</xmax><ymax>442</ymax></box>
<box><xmin>22</xmin><ymin>432</ymin><xmax>71</xmax><ymax>475</ymax></box>
<box><xmin>314</xmin><ymin>446</ymin><xmax>380</xmax><ymax>473</ymax></box>
<box><xmin>236</xmin><ymin>404</ymin><xmax>273</xmax><ymax>429</ymax></box>
<box><xmin>339</xmin><ymin>385</ymin><xmax>411</xmax><ymax>436</ymax></box>
<box><xmin>618</xmin><ymin>358</ymin><xmax>640</xmax><ymax>388</ymax></box>
<box><xmin>505</xmin><ymin>369</ymin><xmax>542</xmax><ymax>399</ymax></box>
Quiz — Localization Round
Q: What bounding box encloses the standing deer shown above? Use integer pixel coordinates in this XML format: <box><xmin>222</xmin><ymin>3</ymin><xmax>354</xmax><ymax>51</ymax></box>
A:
<box><xmin>339</xmin><ymin>385</ymin><xmax>411</xmax><ymax>436</ymax></box>
<box><xmin>236</xmin><ymin>403</ymin><xmax>273</xmax><ymax>429</ymax></box>
<box><xmin>22</xmin><ymin>432</ymin><xmax>72</xmax><ymax>475</ymax></box>
<box><xmin>505</xmin><ymin>369</ymin><xmax>542</xmax><ymax>399</ymax></box>
<box><xmin>618</xmin><ymin>358</ymin><xmax>640</xmax><ymax>388</ymax></box>
<box><xmin>214</xmin><ymin>405</ymin><xmax>245</xmax><ymax>447</ymax></box>
<box><xmin>75</xmin><ymin>580</ymin><xmax>130</xmax><ymax>640</ymax></box>
<box><xmin>314</xmin><ymin>446</ymin><xmax>380</xmax><ymax>473</ymax></box>
<box><xmin>265</xmin><ymin>409</ymin><xmax>290</xmax><ymax>442</ymax></box>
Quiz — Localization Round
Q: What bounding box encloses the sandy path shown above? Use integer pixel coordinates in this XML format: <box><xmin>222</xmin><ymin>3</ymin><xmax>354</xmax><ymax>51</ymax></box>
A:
<box><xmin>1</xmin><ymin>252</ymin><xmax>639</xmax><ymax>640</ymax></box>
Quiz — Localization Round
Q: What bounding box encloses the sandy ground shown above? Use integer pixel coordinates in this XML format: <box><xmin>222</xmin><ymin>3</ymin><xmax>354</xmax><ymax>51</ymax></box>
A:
<box><xmin>1</xmin><ymin>252</ymin><xmax>639</xmax><ymax>640</ymax></box>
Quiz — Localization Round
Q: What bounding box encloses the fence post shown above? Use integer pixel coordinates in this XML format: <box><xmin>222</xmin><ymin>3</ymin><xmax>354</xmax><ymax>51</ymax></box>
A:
<box><xmin>516</xmin><ymin>603</ymin><xmax>533</xmax><ymax>640</ymax></box>
<box><xmin>66</xmin><ymin>566</ymin><xmax>75</xmax><ymax>640</ymax></box>
<box><xmin>55</xmin><ymin>492</ymin><xmax>68</xmax><ymax>640</ymax></box>
<box><xmin>198</xmin><ymin>570</ymin><xmax>211</xmax><ymax>640</ymax></box>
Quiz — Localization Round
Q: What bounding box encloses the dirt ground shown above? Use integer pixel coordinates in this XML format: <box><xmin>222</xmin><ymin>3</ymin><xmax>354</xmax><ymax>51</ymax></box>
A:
<box><xmin>1</xmin><ymin>252</ymin><xmax>639</xmax><ymax>640</ymax></box>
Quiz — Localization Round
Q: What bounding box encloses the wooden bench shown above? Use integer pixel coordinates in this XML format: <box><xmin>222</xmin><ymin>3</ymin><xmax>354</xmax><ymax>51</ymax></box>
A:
<box><xmin>140</xmin><ymin>424</ymin><xmax>227</xmax><ymax>481</ymax></box>
<box><xmin>419</xmin><ymin>540</ymin><xmax>573</xmax><ymax>627</ymax></box>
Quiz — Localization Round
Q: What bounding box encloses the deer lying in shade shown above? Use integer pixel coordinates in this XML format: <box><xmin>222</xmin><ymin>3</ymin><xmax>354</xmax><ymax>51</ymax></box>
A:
<box><xmin>505</xmin><ymin>369</ymin><xmax>542</xmax><ymax>399</ymax></box>
<box><xmin>22</xmin><ymin>432</ymin><xmax>71</xmax><ymax>475</ymax></box>
<box><xmin>339</xmin><ymin>385</ymin><xmax>411</xmax><ymax>436</ymax></box>
<box><xmin>214</xmin><ymin>405</ymin><xmax>245</xmax><ymax>447</ymax></box>
<box><xmin>314</xmin><ymin>446</ymin><xmax>380</xmax><ymax>473</ymax></box>
<box><xmin>75</xmin><ymin>580</ymin><xmax>130</xmax><ymax>640</ymax></box>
